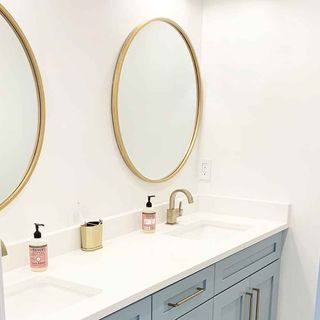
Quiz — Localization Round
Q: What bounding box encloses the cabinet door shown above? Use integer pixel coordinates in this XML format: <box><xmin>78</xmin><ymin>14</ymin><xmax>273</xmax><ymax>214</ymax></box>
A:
<box><xmin>101</xmin><ymin>297</ymin><xmax>151</xmax><ymax>320</ymax></box>
<box><xmin>249</xmin><ymin>261</ymin><xmax>280</xmax><ymax>320</ymax></box>
<box><xmin>213</xmin><ymin>278</ymin><xmax>250</xmax><ymax>320</ymax></box>
<box><xmin>179</xmin><ymin>299</ymin><xmax>213</xmax><ymax>320</ymax></box>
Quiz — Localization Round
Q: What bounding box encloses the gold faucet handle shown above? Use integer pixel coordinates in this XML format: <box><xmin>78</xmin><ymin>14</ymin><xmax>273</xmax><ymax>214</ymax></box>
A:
<box><xmin>178</xmin><ymin>201</ymin><xmax>183</xmax><ymax>216</ymax></box>
<box><xmin>1</xmin><ymin>240</ymin><xmax>8</xmax><ymax>257</ymax></box>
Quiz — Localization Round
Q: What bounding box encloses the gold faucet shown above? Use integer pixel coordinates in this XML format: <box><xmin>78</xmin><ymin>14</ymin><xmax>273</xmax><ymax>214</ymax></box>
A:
<box><xmin>167</xmin><ymin>189</ymin><xmax>194</xmax><ymax>225</ymax></box>
<box><xmin>0</xmin><ymin>240</ymin><xmax>8</xmax><ymax>257</ymax></box>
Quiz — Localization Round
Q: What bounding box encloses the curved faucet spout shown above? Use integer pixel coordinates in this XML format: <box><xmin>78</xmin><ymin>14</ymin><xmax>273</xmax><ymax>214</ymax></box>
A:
<box><xmin>169</xmin><ymin>189</ymin><xmax>194</xmax><ymax>209</ymax></box>
<box><xmin>167</xmin><ymin>189</ymin><xmax>194</xmax><ymax>224</ymax></box>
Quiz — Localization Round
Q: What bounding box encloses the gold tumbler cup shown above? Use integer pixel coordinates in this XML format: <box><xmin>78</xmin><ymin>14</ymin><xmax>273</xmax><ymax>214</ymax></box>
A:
<box><xmin>80</xmin><ymin>221</ymin><xmax>103</xmax><ymax>251</ymax></box>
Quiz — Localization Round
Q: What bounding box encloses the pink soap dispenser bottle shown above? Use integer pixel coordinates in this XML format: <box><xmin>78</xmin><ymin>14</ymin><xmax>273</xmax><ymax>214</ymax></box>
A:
<box><xmin>142</xmin><ymin>195</ymin><xmax>156</xmax><ymax>233</ymax></box>
<box><xmin>29</xmin><ymin>223</ymin><xmax>48</xmax><ymax>272</ymax></box>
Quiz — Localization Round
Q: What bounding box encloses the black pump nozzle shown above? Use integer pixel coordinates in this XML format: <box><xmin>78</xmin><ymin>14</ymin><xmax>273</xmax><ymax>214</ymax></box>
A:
<box><xmin>146</xmin><ymin>195</ymin><xmax>155</xmax><ymax>208</ymax></box>
<box><xmin>34</xmin><ymin>223</ymin><xmax>45</xmax><ymax>239</ymax></box>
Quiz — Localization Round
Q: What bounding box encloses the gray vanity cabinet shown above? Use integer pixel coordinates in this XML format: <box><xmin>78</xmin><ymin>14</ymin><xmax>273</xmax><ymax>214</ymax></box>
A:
<box><xmin>213</xmin><ymin>260</ymin><xmax>280</xmax><ymax>320</ymax></box>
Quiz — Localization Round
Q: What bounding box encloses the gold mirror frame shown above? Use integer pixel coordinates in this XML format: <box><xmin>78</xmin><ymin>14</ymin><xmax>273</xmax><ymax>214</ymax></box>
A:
<box><xmin>0</xmin><ymin>4</ymin><xmax>45</xmax><ymax>211</ymax></box>
<box><xmin>112</xmin><ymin>18</ymin><xmax>202</xmax><ymax>183</ymax></box>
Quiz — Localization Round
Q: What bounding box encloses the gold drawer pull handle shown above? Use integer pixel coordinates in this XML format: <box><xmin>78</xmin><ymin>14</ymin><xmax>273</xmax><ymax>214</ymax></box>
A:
<box><xmin>245</xmin><ymin>292</ymin><xmax>254</xmax><ymax>320</ymax></box>
<box><xmin>168</xmin><ymin>287</ymin><xmax>205</xmax><ymax>308</ymax></box>
<box><xmin>253</xmin><ymin>288</ymin><xmax>261</xmax><ymax>320</ymax></box>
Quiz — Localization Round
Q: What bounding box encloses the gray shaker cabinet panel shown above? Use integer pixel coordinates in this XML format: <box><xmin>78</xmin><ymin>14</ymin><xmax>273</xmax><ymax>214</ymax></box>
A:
<box><xmin>101</xmin><ymin>297</ymin><xmax>151</xmax><ymax>320</ymax></box>
<box><xmin>249</xmin><ymin>260</ymin><xmax>280</xmax><ymax>320</ymax></box>
<box><xmin>213</xmin><ymin>278</ymin><xmax>250</xmax><ymax>320</ymax></box>
<box><xmin>178</xmin><ymin>299</ymin><xmax>213</xmax><ymax>320</ymax></box>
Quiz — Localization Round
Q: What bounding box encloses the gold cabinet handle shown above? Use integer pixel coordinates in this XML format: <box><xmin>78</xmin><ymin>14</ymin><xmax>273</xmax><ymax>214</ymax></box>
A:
<box><xmin>245</xmin><ymin>292</ymin><xmax>254</xmax><ymax>320</ymax></box>
<box><xmin>168</xmin><ymin>287</ymin><xmax>205</xmax><ymax>308</ymax></box>
<box><xmin>252</xmin><ymin>288</ymin><xmax>261</xmax><ymax>320</ymax></box>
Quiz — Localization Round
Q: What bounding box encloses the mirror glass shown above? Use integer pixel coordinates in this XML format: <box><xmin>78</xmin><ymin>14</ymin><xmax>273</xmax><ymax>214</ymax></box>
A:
<box><xmin>0</xmin><ymin>6</ymin><xmax>44</xmax><ymax>210</ymax></box>
<box><xmin>112</xmin><ymin>19</ymin><xmax>201</xmax><ymax>182</ymax></box>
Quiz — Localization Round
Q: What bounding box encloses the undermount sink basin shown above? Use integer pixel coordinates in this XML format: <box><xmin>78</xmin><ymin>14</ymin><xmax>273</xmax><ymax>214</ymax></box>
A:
<box><xmin>5</xmin><ymin>276</ymin><xmax>101</xmax><ymax>319</ymax></box>
<box><xmin>166</xmin><ymin>220</ymin><xmax>250</xmax><ymax>241</ymax></box>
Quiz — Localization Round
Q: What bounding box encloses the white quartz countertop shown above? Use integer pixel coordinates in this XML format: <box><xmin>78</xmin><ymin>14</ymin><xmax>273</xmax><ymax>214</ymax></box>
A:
<box><xmin>3</xmin><ymin>211</ymin><xmax>288</xmax><ymax>320</ymax></box>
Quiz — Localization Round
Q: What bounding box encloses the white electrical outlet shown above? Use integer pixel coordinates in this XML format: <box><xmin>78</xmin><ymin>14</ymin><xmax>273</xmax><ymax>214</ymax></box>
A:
<box><xmin>199</xmin><ymin>159</ymin><xmax>212</xmax><ymax>181</ymax></box>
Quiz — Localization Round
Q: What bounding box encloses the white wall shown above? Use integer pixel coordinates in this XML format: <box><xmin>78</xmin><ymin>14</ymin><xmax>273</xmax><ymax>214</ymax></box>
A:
<box><xmin>200</xmin><ymin>0</ymin><xmax>320</xmax><ymax>319</ymax></box>
<box><xmin>1</xmin><ymin>0</ymin><xmax>319</xmax><ymax>318</ymax></box>
<box><xmin>0</xmin><ymin>0</ymin><xmax>203</xmax><ymax>242</ymax></box>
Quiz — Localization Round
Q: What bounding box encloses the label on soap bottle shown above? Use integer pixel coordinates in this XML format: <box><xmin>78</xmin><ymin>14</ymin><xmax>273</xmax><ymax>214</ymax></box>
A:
<box><xmin>142</xmin><ymin>213</ymin><xmax>156</xmax><ymax>232</ymax></box>
<box><xmin>29</xmin><ymin>245</ymin><xmax>48</xmax><ymax>269</ymax></box>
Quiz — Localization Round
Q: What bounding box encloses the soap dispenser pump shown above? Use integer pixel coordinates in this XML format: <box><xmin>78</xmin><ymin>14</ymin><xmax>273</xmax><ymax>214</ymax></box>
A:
<box><xmin>29</xmin><ymin>223</ymin><xmax>48</xmax><ymax>272</ymax></box>
<box><xmin>142</xmin><ymin>195</ymin><xmax>156</xmax><ymax>233</ymax></box>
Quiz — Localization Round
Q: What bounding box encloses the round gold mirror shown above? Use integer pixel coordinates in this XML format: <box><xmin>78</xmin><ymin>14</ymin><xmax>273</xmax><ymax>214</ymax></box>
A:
<box><xmin>112</xmin><ymin>18</ymin><xmax>202</xmax><ymax>183</ymax></box>
<box><xmin>0</xmin><ymin>4</ymin><xmax>45</xmax><ymax>210</ymax></box>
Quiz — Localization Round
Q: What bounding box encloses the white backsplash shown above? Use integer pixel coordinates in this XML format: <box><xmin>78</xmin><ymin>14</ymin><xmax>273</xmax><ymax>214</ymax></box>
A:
<box><xmin>199</xmin><ymin>194</ymin><xmax>289</xmax><ymax>222</ymax></box>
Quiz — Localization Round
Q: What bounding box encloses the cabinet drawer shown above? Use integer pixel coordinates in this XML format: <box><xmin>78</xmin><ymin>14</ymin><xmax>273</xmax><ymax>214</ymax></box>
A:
<box><xmin>152</xmin><ymin>266</ymin><xmax>214</xmax><ymax>320</ymax></box>
<box><xmin>215</xmin><ymin>232</ymin><xmax>282</xmax><ymax>294</ymax></box>
<box><xmin>101</xmin><ymin>297</ymin><xmax>151</xmax><ymax>320</ymax></box>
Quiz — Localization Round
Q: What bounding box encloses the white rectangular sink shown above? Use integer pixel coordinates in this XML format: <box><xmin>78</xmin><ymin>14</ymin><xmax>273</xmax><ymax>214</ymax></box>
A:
<box><xmin>166</xmin><ymin>220</ymin><xmax>250</xmax><ymax>241</ymax></box>
<box><xmin>5</xmin><ymin>276</ymin><xmax>101</xmax><ymax>319</ymax></box>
